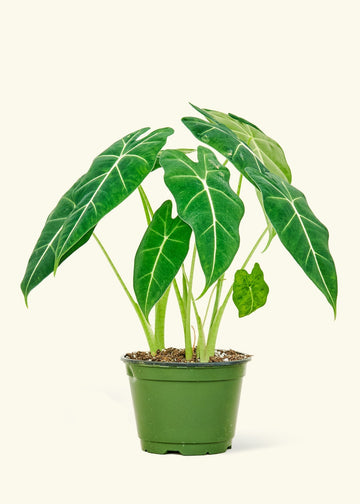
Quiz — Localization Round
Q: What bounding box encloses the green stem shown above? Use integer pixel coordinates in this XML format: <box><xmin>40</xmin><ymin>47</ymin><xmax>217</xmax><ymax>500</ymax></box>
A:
<box><xmin>202</xmin><ymin>282</ymin><xmax>218</xmax><ymax>327</ymax></box>
<box><xmin>206</xmin><ymin>227</ymin><xmax>268</xmax><ymax>358</ymax></box>
<box><xmin>173</xmin><ymin>278</ymin><xmax>186</xmax><ymax>332</ymax></box>
<box><xmin>182</xmin><ymin>267</ymin><xmax>188</xmax><ymax>306</ymax></box>
<box><xmin>236</xmin><ymin>174</ymin><xmax>243</xmax><ymax>196</ymax></box>
<box><xmin>209</xmin><ymin>274</ymin><xmax>225</xmax><ymax>327</ymax></box>
<box><xmin>241</xmin><ymin>227</ymin><xmax>268</xmax><ymax>270</ymax></box>
<box><xmin>191</xmin><ymin>295</ymin><xmax>206</xmax><ymax>361</ymax></box>
<box><xmin>155</xmin><ymin>286</ymin><xmax>170</xmax><ymax>349</ymax></box>
<box><xmin>138</xmin><ymin>185</ymin><xmax>154</xmax><ymax>223</ymax></box>
<box><xmin>184</xmin><ymin>245</ymin><xmax>197</xmax><ymax>360</ymax></box>
<box><xmin>93</xmin><ymin>233</ymin><xmax>157</xmax><ymax>354</ymax></box>
<box><xmin>182</xmin><ymin>266</ymin><xmax>206</xmax><ymax>362</ymax></box>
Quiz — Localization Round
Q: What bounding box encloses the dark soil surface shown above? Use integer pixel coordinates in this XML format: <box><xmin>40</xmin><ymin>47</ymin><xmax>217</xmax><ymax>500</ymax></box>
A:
<box><xmin>125</xmin><ymin>347</ymin><xmax>251</xmax><ymax>363</ymax></box>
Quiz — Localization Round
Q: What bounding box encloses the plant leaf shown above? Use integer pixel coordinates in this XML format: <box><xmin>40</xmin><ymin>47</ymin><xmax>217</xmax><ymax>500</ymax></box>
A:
<box><xmin>182</xmin><ymin>113</ymin><xmax>268</xmax><ymax>184</ymax></box>
<box><xmin>189</xmin><ymin>106</ymin><xmax>294</xmax><ymax>249</ymax></box>
<box><xmin>233</xmin><ymin>263</ymin><xmax>269</xmax><ymax>317</ymax></box>
<box><xmin>134</xmin><ymin>200</ymin><xmax>192</xmax><ymax>318</ymax></box>
<box><xmin>152</xmin><ymin>148</ymin><xmax>195</xmax><ymax>171</ymax></box>
<box><xmin>183</xmin><ymin>105</ymin><xmax>291</xmax><ymax>249</ymax></box>
<box><xmin>203</xmin><ymin>108</ymin><xmax>292</xmax><ymax>183</ymax></box>
<box><xmin>54</xmin><ymin>127</ymin><xmax>173</xmax><ymax>267</ymax></box>
<box><xmin>160</xmin><ymin>147</ymin><xmax>245</xmax><ymax>294</ymax></box>
<box><xmin>183</xmin><ymin>107</ymin><xmax>337</xmax><ymax>314</ymax></box>
<box><xmin>20</xmin><ymin>176</ymin><xmax>94</xmax><ymax>305</ymax></box>
<box><xmin>246</xmin><ymin>167</ymin><xmax>338</xmax><ymax>315</ymax></box>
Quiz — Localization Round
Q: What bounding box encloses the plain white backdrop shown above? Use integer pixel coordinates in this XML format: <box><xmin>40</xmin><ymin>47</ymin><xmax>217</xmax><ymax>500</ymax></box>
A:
<box><xmin>1</xmin><ymin>0</ymin><xmax>359</xmax><ymax>502</ymax></box>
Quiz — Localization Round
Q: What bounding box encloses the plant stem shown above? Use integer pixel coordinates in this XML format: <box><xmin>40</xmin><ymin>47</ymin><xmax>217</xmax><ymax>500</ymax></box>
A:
<box><xmin>192</xmin><ymin>297</ymin><xmax>206</xmax><ymax>361</ymax></box>
<box><xmin>240</xmin><ymin>227</ymin><xmax>268</xmax><ymax>271</ymax></box>
<box><xmin>138</xmin><ymin>185</ymin><xmax>154</xmax><ymax>223</ymax></box>
<box><xmin>202</xmin><ymin>282</ymin><xmax>218</xmax><ymax>326</ymax></box>
<box><xmin>236</xmin><ymin>174</ymin><xmax>243</xmax><ymax>196</ymax></box>
<box><xmin>155</xmin><ymin>285</ymin><xmax>170</xmax><ymax>349</ymax></box>
<box><xmin>184</xmin><ymin>245</ymin><xmax>197</xmax><ymax>360</ymax></box>
<box><xmin>173</xmin><ymin>278</ymin><xmax>186</xmax><ymax>331</ymax></box>
<box><xmin>182</xmin><ymin>268</ymin><xmax>188</xmax><ymax>306</ymax></box>
<box><xmin>182</xmin><ymin>264</ymin><xmax>206</xmax><ymax>361</ymax></box>
<box><xmin>209</xmin><ymin>274</ymin><xmax>225</xmax><ymax>327</ymax></box>
<box><xmin>206</xmin><ymin>227</ymin><xmax>268</xmax><ymax>357</ymax></box>
<box><xmin>93</xmin><ymin>232</ymin><xmax>157</xmax><ymax>354</ymax></box>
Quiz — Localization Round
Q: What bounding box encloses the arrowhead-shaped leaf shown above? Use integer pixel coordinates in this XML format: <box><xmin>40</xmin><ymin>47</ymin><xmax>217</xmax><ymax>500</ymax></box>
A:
<box><xmin>160</xmin><ymin>147</ymin><xmax>245</xmax><ymax>294</ymax></box>
<box><xmin>182</xmin><ymin>113</ymin><xmax>267</xmax><ymax>184</ymax></box>
<box><xmin>233</xmin><ymin>263</ymin><xmax>269</xmax><ymax>317</ymax></box>
<box><xmin>183</xmin><ymin>106</ymin><xmax>286</xmax><ymax>250</ymax></box>
<box><xmin>200</xmin><ymin>107</ymin><xmax>293</xmax><ymax>249</ymax></box>
<box><xmin>203</xmin><ymin>109</ymin><xmax>292</xmax><ymax>183</ymax></box>
<box><xmin>246</xmin><ymin>167</ymin><xmax>338</xmax><ymax>315</ymax></box>
<box><xmin>183</xmin><ymin>107</ymin><xmax>338</xmax><ymax>314</ymax></box>
<box><xmin>21</xmin><ymin>127</ymin><xmax>173</xmax><ymax>304</ymax></box>
<box><xmin>20</xmin><ymin>175</ymin><xmax>94</xmax><ymax>305</ymax></box>
<box><xmin>134</xmin><ymin>200</ymin><xmax>192</xmax><ymax>318</ymax></box>
<box><xmin>54</xmin><ymin>127</ymin><xmax>173</xmax><ymax>267</ymax></box>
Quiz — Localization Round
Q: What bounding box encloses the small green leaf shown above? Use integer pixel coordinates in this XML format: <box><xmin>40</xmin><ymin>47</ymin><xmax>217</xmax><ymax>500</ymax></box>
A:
<box><xmin>233</xmin><ymin>263</ymin><xmax>269</xmax><ymax>318</ymax></box>
<box><xmin>160</xmin><ymin>147</ymin><xmax>245</xmax><ymax>294</ymax></box>
<box><xmin>134</xmin><ymin>200</ymin><xmax>192</xmax><ymax>319</ymax></box>
<box><xmin>54</xmin><ymin>127</ymin><xmax>173</xmax><ymax>267</ymax></box>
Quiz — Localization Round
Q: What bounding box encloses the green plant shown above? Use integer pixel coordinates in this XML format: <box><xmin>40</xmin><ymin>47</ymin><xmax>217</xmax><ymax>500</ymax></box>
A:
<box><xmin>21</xmin><ymin>104</ymin><xmax>337</xmax><ymax>362</ymax></box>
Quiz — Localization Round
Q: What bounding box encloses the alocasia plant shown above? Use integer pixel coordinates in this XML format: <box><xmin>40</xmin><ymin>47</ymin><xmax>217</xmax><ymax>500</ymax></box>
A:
<box><xmin>21</xmin><ymin>104</ymin><xmax>337</xmax><ymax>362</ymax></box>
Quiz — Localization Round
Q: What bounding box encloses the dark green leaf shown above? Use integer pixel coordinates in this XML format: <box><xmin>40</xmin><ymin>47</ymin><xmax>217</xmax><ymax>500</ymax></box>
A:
<box><xmin>134</xmin><ymin>200</ymin><xmax>192</xmax><ymax>318</ymax></box>
<box><xmin>54</xmin><ymin>127</ymin><xmax>173</xmax><ymax>268</ymax></box>
<box><xmin>204</xmin><ymin>108</ymin><xmax>292</xmax><ymax>182</ymax></box>
<box><xmin>20</xmin><ymin>176</ymin><xmax>94</xmax><ymax>305</ymax></box>
<box><xmin>246</xmin><ymin>167</ymin><xmax>338</xmax><ymax>315</ymax></box>
<box><xmin>160</xmin><ymin>147</ymin><xmax>245</xmax><ymax>294</ymax></box>
<box><xmin>233</xmin><ymin>263</ymin><xmax>269</xmax><ymax>317</ymax></box>
<box><xmin>183</xmin><ymin>106</ymin><xmax>337</xmax><ymax>314</ymax></box>
<box><xmin>183</xmin><ymin>106</ymin><xmax>281</xmax><ymax>249</ymax></box>
<box><xmin>182</xmin><ymin>113</ymin><xmax>267</xmax><ymax>184</ymax></box>
<box><xmin>201</xmin><ymin>107</ymin><xmax>293</xmax><ymax>249</ymax></box>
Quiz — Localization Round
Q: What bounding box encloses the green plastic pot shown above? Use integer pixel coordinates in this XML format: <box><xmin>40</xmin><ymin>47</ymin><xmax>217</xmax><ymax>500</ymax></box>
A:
<box><xmin>122</xmin><ymin>355</ymin><xmax>251</xmax><ymax>455</ymax></box>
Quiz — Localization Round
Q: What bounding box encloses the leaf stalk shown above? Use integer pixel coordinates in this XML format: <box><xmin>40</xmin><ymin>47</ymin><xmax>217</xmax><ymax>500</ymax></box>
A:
<box><xmin>93</xmin><ymin>233</ymin><xmax>157</xmax><ymax>354</ymax></box>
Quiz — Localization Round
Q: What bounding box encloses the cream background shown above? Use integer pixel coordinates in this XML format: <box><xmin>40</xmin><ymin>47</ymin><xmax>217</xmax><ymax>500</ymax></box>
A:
<box><xmin>1</xmin><ymin>1</ymin><xmax>359</xmax><ymax>502</ymax></box>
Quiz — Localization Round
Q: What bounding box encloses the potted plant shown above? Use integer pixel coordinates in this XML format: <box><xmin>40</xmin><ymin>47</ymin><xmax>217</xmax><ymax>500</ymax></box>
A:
<box><xmin>21</xmin><ymin>104</ymin><xmax>337</xmax><ymax>455</ymax></box>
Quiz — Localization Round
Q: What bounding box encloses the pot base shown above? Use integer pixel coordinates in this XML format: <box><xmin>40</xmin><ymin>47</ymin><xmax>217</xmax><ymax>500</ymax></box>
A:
<box><xmin>141</xmin><ymin>439</ymin><xmax>232</xmax><ymax>455</ymax></box>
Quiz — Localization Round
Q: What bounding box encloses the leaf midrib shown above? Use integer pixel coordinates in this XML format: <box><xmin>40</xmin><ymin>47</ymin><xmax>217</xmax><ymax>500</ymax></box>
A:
<box><xmin>56</xmin><ymin>135</ymin><xmax>154</xmax><ymax>260</ymax></box>
<box><xmin>201</xmin><ymin>120</ymin><xmax>265</xmax><ymax>175</ymax></box>
<box><xmin>56</xmin><ymin>159</ymin><xmax>124</xmax><ymax>259</ymax></box>
<box><xmin>23</xmin><ymin>226</ymin><xmax>63</xmax><ymax>296</ymax></box>
<box><xmin>143</xmin><ymin>221</ymin><xmax>183</xmax><ymax>313</ymax></box>
<box><xmin>264</xmin><ymin>177</ymin><xmax>334</xmax><ymax>305</ymax></box>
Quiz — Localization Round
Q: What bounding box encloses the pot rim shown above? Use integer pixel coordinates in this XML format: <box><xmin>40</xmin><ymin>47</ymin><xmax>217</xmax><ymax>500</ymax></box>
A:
<box><xmin>121</xmin><ymin>354</ymin><xmax>252</xmax><ymax>367</ymax></box>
